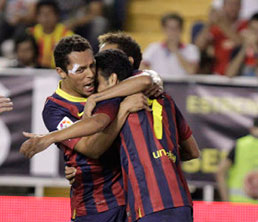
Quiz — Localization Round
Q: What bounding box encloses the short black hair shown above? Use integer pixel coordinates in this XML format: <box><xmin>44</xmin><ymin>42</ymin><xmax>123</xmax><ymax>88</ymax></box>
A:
<box><xmin>36</xmin><ymin>0</ymin><xmax>59</xmax><ymax>15</ymax></box>
<box><xmin>250</xmin><ymin>12</ymin><xmax>258</xmax><ymax>22</ymax></box>
<box><xmin>95</xmin><ymin>49</ymin><xmax>133</xmax><ymax>81</ymax></box>
<box><xmin>14</xmin><ymin>33</ymin><xmax>38</xmax><ymax>58</ymax></box>
<box><xmin>98</xmin><ymin>32</ymin><xmax>142</xmax><ymax>70</ymax></box>
<box><xmin>54</xmin><ymin>35</ymin><xmax>92</xmax><ymax>72</ymax></box>
<box><xmin>161</xmin><ymin>13</ymin><xmax>184</xmax><ymax>29</ymax></box>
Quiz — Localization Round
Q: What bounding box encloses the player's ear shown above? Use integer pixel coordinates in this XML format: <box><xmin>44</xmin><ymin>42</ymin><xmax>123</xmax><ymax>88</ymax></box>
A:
<box><xmin>108</xmin><ymin>73</ymin><xmax>118</xmax><ymax>86</ymax></box>
<box><xmin>128</xmin><ymin>56</ymin><xmax>134</xmax><ymax>66</ymax></box>
<box><xmin>56</xmin><ymin>67</ymin><xmax>67</xmax><ymax>79</ymax></box>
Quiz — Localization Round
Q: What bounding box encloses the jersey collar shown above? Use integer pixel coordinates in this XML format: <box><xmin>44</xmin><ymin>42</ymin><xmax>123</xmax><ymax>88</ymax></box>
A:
<box><xmin>55</xmin><ymin>81</ymin><xmax>88</xmax><ymax>103</ymax></box>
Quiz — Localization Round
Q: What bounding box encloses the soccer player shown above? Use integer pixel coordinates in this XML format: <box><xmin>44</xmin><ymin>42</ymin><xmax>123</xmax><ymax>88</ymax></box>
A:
<box><xmin>0</xmin><ymin>95</ymin><xmax>13</xmax><ymax>113</ymax></box>
<box><xmin>21</xmin><ymin>33</ymin><xmax>200</xmax><ymax>221</ymax></box>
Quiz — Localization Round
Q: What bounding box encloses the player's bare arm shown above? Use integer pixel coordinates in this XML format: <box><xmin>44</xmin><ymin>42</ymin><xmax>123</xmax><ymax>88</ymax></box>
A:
<box><xmin>20</xmin><ymin>113</ymin><xmax>112</xmax><ymax>158</ymax></box>
<box><xmin>75</xmin><ymin>93</ymin><xmax>150</xmax><ymax>159</ymax></box>
<box><xmin>179</xmin><ymin>135</ymin><xmax>200</xmax><ymax>161</ymax></box>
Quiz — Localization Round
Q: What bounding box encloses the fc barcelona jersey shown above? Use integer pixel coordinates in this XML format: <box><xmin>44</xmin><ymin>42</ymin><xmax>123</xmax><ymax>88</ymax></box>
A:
<box><xmin>42</xmin><ymin>83</ymin><xmax>125</xmax><ymax>217</ymax></box>
<box><xmin>119</xmin><ymin>93</ymin><xmax>193</xmax><ymax>221</ymax></box>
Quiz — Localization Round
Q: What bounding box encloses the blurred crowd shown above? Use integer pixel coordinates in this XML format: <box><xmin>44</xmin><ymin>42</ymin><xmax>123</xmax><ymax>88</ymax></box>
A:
<box><xmin>141</xmin><ymin>0</ymin><xmax>258</xmax><ymax>78</ymax></box>
<box><xmin>0</xmin><ymin>0</ymin><xmax>127</xmax><ymax>68</ymax></box>
<box><xmin>0</xmin><ymin>0</ymin><xmax>258</xmax><ymax>78</ymax></box>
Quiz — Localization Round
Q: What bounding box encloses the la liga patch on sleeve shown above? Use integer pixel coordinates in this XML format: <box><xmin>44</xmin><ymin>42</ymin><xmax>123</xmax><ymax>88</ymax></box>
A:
<box><xmin>57</xmin><ymin>116</ymin><xmax>73</xmax><ymax>130</ymax></box>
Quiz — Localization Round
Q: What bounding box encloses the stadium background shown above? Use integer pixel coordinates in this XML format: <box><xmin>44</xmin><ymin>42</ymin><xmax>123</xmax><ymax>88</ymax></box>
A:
<box><xmin>0</xmin><ymin>0</ymin><xmax>258</xmax><ymax>221</ymax></box>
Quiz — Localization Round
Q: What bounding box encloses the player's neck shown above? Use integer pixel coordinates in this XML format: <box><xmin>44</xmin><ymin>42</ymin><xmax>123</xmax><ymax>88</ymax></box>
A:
<box><xmin>60</xmin><ymin>81</ymin><xmax>84</xmax><ymax>98</ymax></box>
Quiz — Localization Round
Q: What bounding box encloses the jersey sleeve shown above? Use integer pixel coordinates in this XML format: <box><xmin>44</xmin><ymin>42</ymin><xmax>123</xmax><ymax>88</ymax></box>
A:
<box><xmin>174</xmin><ymin>103</ymin><xmax>192</xmax><ymax>142</ymax></box>
<box><xmin>42</xmin><ymin>100</ymin><xmax>81</xmax><ymax>150</ymax></box>
<box><xmin>93</xmin><ymin>98</ymin><xmax>122</xmax><ymax>123</ymax></box>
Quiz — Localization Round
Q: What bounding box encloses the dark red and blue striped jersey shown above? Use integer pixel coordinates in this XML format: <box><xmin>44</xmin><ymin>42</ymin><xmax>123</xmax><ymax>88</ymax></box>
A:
<box><xmin>119</xmin><ymin>93</ymin><xmax>192</xmax><ymax>221</ymax></box>
<box><xmin>42</xmin><ymin>83</ymin><xmax>125</xmax><ymax>218</ymax></box>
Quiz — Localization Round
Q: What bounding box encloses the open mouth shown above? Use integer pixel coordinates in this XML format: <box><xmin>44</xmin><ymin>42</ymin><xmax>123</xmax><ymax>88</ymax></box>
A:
<box><xmin>84</xmin><ymin>82</ymin><xmax>95</xmax><ymax>92</ymax></box>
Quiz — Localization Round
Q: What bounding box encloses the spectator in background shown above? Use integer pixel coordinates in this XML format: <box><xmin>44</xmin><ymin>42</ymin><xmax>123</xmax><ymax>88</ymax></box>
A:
<box><xmin>0</xmin><ymin>0</ymin><xmax>37</xmax><ymax>55</ymax></box>
<box><xmin>191</xmin><ymin>7</ymin><xmax>217</xmax><ymax>74</ymax></box>
<box><xmin>195</xmin><ymin>0</ymin><xmax>247</xmax><ymax>75</ymax></box>
<box><xmin>55</xmin><ymin>0</ymin><xmax>109</xmax><ymax>53</ymax></box>
<box><xmin>0</xmin><ymin>95</ymin><xmax>13</xmax><ymax>114</ymax></box>
<box><xmin>29</xmin><ymin>0</ymin><xmax>73</xmax><ymax>68</ymax></box>
<box><xmin>225</xmin><ymin>13</ymin><xmax>258</xmax><ymax>77</ymax></box>
<box><xmin>11</xmin><ymin>33</ymin><xmax>41</xmax><ymax>68</ymax></box>
<box><xmin>216</xmin><ymin>117</ymin><xmax>258</xmax><ymax>203</ymax></box>
<box><xmin>141</xmin><ymin>13</ymin><xmax>200</xmax><ymax>79</ymax></box>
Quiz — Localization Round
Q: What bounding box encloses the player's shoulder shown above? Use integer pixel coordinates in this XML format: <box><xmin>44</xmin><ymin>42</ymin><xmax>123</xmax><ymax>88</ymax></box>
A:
<box><xmin>43</xmin><ymin>93</ymin><xmax>70</xmax><ymax>116</ymax></box>
<box><xmin>43</xmin><ymin>94</ymin><xmax>60</xmax><ymax>109</ymax></box>
<box><xmin>94</xmin><ymin>97</ymin><xmax>122</xmax><ymax>115</ymax></box>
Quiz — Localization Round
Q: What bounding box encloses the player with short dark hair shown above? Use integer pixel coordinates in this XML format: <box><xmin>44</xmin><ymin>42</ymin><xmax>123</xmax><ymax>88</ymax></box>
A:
<box><xmin>98</xmin><ymin>32</ymin><xmax>142</xmax><ymax>71</ymax></box>
<box><xmin>95</xmin><ymin>49</ymin><xmax>133</xmax><ymax>82</ymax></box>
<box><xmin>42</xmin><ymin>36</ymin><xmax>126</xmax><ymax>221</ymax></box>
<box><xmin>54</xmin><ymin>34</ymin><xmax>92</xmax><ymax>73</ymax></box>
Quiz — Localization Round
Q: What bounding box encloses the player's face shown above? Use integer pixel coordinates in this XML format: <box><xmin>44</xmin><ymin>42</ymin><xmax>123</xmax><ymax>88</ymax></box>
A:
<box><xmin>64</xmin><ymin>49</ymin><xmax>96</xmax><ymax>97</ymax></box>
<box><xmin>97</xmin><ymin>73</ymin><xmax>110</xmax><ymax>92</ymax></box>
<box><xmin>96</xmin><ymin>70</ymin><xmax>118</xmax><ymax>92</ymax></box>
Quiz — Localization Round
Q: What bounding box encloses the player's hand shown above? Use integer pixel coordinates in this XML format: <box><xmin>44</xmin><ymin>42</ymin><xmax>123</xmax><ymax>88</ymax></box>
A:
<box><xmin>121</xmin><ymin>93</ymin><xmax>151</xmax><ymax>113</ymax></box>
<box><xmin>20</xmin><ymin>132</ymin><xmax>52</xmax><ymax>158</ymax></box>
<box><xmin>65</xmin><ymin>166</ymin><xmax>77</xmax><ymax>185</ymax></box>
<box><xmin>143</xmin><ymin>70</ymin><xmax>163</xmax><ymax>98</ymax></box>
<box><xmin>0</xmin><ymin>96</ymin><xmax>13</xmax><ymax>114</ymax></box>
<box><xmin>83</xmin><ymin>95</ymin><xmax>96</xmax><ymax>118</ymax></box>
